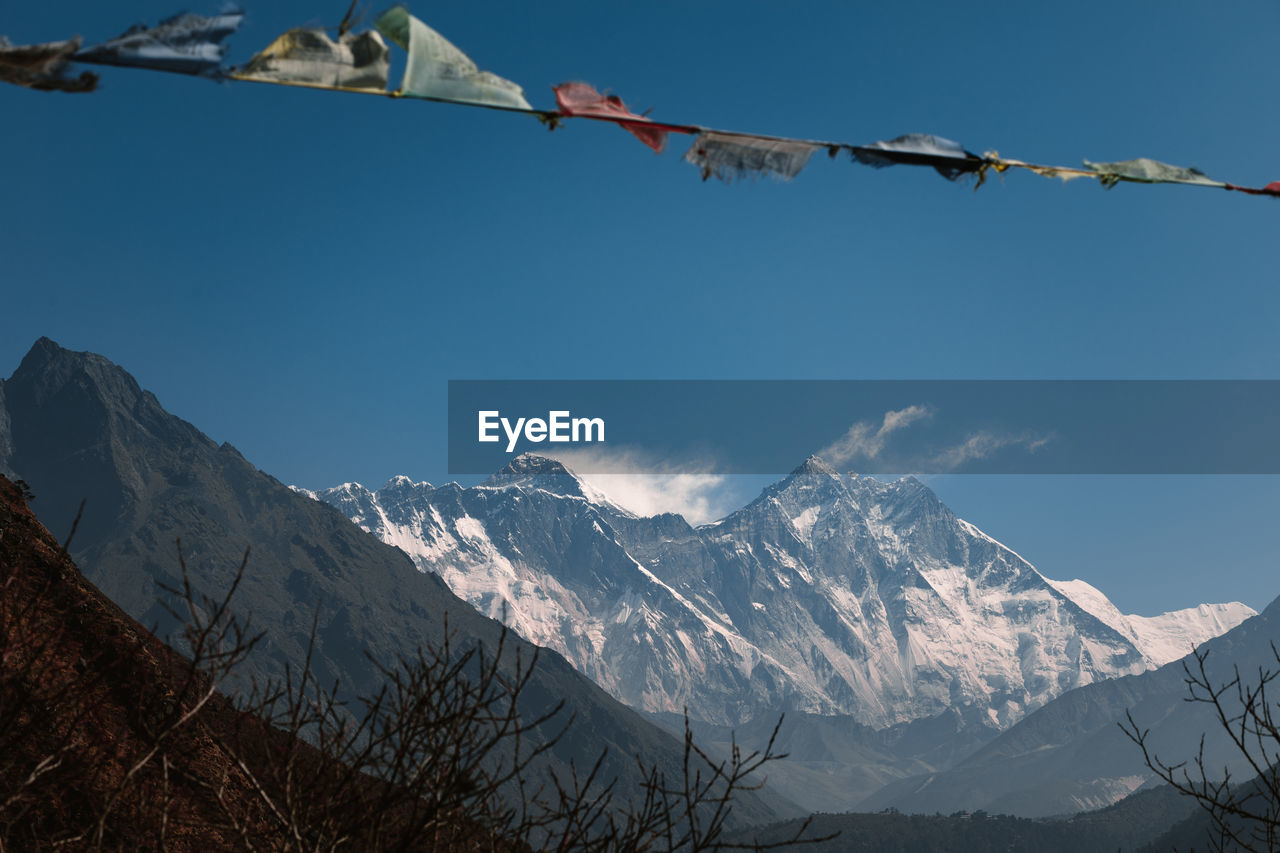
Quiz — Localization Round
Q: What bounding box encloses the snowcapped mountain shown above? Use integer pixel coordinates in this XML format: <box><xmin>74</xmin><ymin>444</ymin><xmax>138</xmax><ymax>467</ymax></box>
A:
<box><xmin>303</xmin><ymin>454</ymin><xmax>1254</xmax><ymax>729</ymax></box>
<box><xmin>1043</xmin><ymin>577</ymin><xmax>1253</xmax><ymax>665</ymax></box>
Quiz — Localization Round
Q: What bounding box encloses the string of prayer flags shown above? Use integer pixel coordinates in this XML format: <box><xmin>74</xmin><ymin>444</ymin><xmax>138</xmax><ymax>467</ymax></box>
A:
<box><xmin>75</xmin><ymin>10</ymin><xmax>243</xmax><ymax>77</ymax></box>
<box><xmin>1083</xmin><ymin>157</ymin><xmax>1225</xmax><ymax>189</ymax></box>
<box><xmin>11</xmin><ymin>6</ymin><xmax>1279</xmax><ymax>201</ymax></box>
<box><xmin>552</xmin><ymin>82</ymin><xmax>687</xmax><ymax>153</ymax></box>
<box><xmin>0</xmin><ymin>36</ymin><xmax>97</xmax><ymax>92</ymax></box>
<box><xmin>233</xmin><ymin>27</ymin><xmax>389</xmax><ymax>93</ymax></box>
<box><xmin>684</xmin><ymin>132</ymin><xmax>820</xmax><ymax>182</ymax></box>
<box><xmin>375</xmin><ymin>6</ymin><xmax>531</xmax><ymax>110</ymax></box>
<box><xmin>850</xmin><ymin>134</ymin><xmax>987</xmax><ymax>182</ymax></box>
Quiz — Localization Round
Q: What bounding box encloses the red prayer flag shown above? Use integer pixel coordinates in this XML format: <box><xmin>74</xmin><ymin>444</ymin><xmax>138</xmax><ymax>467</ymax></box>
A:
<box><xmin>553</xmin><ymin>81</ymin><xmax>673</xmax><ymax>153</ymax></box>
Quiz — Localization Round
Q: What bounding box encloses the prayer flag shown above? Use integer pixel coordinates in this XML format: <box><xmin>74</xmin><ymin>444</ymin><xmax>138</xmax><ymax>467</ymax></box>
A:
<box><xmin>234</xmin><ymin>28</ymin><xmax>389</xmax><ymax>93</ymax></box>
<box><xmin>553</xmin><ymin>81</ymin><xmax>681</xmax><ymax>153</ymax></box>
<box><xmin>75</xmin><ymin>10</ymin><xmax>243</xmax><ymax>77</ymax></box>
<box><xmin>1083</xmin><ymin>158</ymin><xmax>1225</xmax><ymax>189</ymax></box>
<box><xmin>850</xmin><ymin>134</ymin><xmax>986</xmax><ymax>181</ymax></box>
<box><xmin>0</xmin><ymin>36</ymin><xmax>97</xmax><ymax>92</ymax></box>
<box><xmin>376</xmin><ymin>6</ymin><xmax>530</xmax><ymax>110</ymax></box>
<box><xmin>684</xmin><ymin>132</ymin><xmax>819</xmax><ymax>182</ymax></box>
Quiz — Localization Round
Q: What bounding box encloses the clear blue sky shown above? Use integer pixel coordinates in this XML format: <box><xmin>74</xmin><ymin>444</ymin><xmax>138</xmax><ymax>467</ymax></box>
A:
<box><xmin>3</xmin><ymin>1</ymin><xmax>1278</xmax><ymax>615</ymax></box>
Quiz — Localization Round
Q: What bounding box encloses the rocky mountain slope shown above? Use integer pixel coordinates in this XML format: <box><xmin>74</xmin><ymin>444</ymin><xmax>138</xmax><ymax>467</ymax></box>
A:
<box><xmin>0</xmin><ymin>474</ymin><xmax>264</xmax><ymax>846</ymax></box>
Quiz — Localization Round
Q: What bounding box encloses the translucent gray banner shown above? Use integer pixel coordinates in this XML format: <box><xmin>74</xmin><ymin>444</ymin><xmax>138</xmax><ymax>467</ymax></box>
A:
<box><xmin>448</xmin><ymin>380</ymin><xmax>1280</xmax><ymax>474</ymax></box>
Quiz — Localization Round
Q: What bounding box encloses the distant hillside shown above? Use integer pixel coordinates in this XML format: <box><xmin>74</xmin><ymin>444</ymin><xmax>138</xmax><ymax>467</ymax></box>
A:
<box><xmin>727</xmin><ymin>785</ymin><xmax>1197</xmax><ymax>852</ymax></box>
<box><xmin>861</xmin><ymin>592</ymin><xmax>1279</xmax><ymax>818</ymax></box>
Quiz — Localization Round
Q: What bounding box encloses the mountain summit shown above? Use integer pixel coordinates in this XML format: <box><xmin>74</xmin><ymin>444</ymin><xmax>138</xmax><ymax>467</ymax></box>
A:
<box><xmin>791</xmin><ymin>454</ymin><xmax>839</xmax><ymax>477</ymax></box>
<box><xmin>311</xmin><ymin>455</ymin><xmax>1254</xmax><ymax>729</ymax></box>
<box><xmin>482</xmin><ymin>452</ymin><xmax>609</xmax><ymax>501</ymax></box>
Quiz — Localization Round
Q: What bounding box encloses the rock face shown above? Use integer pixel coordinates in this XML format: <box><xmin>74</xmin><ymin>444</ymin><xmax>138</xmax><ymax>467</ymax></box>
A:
<box><xmin>0</xmin><ymin>338</ymin><xmax>796</xmax><ymax>827</ymax></box>
<box><xmin>308</xmin><ymin>453</ymin><xmax>1253</xmax><ymax>728</ymax></box>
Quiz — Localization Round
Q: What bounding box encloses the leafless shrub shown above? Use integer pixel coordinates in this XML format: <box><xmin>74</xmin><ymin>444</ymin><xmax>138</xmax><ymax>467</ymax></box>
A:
<box><xmin>211</xmin><ymin>613</ymin><xmax>829</xmax><ymax>850</ymax></box>
<box><xmin>0</xmin><ymin>519</ymin><xmax>831</xmax><ymax>851</ymax></box>
<box><xmin>1121</xmin><ymin>645</ymin><xmax>1280</xmax><ymax>853</ymax></box>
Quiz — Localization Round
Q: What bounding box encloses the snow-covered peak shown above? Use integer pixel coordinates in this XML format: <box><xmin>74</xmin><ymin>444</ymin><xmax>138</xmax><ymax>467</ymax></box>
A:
<box><xmin>732</xmin><ymin>456</ymin><xmax>849</xmax><ymax>521</ymax></box>
<box><xmin>327</xmin><ymin>481</ymin><xmax>375</xmax><ymax>499</ymax></box>
<box><xmin>309</xmin><ymin>454</ymin><xmax>1255</xmax><ymax>731</ymax></box>
<box><xmin>490</xmin><ymin>453</ymin><xmax>574</xmax><ymax>480</ymax></box>
<box><xmin>479</xmin><ymin>453</ymin><xmax>630</xmax><ymax>514</ymax></box>
<box><xmin>380</xmin><ymin>474</ymin><xmax>432</xmax><ymax>492</ymax></box>
<box><xmin>481</xmin><ymin>450</ymin><xmax>586</xmax><ymax>491</ymax></box>
<box><xmin>1045</xmin><ymin>577</ymin><xmax>1256</xmax><ymax>667</ymax></box>
<box><xmin>791</xmin><ymin>454</ymin><xmax>839</xmax><ymax>478</ymax></box>
<box><xmin>482</xmin><ymin>453</ymin><xmax>583</xmax><ymax>494</ymax></box>
<box><xmin>1126</xmin><ymin>601</ymin><xmax>1257</xmax><ymax>664</ymax></box>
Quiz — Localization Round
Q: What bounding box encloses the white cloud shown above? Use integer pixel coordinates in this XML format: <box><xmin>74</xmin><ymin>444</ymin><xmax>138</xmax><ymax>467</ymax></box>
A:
<box><xmin>547</xmin><ymin>447</ymin><xmax>742</xmax><ymax>525</ymax></box>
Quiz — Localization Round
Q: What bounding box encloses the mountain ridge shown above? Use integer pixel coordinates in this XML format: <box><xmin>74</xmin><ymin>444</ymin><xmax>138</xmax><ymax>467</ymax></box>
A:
<box><xmin>310</xmin><ymin>453</ymin><xmax>1253</xmax><ymax>730</ymax></box>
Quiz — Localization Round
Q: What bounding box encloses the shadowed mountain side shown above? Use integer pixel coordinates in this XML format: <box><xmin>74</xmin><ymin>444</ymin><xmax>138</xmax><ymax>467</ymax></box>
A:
<box><xmin>860</xmin><ymin>594</ymin><xmax>1279</xmax><ymax>818</ymax></box>
<box><xmin>0</xmin><ymin>337</ymin><xmax>799</xmax><ymax>827</ymax></box>
<box><xmin>649</xmin><ymin>707</ymin><xmax>999</xmax><ymax>814</ymax></box>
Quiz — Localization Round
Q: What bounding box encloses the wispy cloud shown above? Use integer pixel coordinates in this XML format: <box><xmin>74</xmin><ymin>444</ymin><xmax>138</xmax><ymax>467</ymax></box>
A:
<box><xmin>928</xmin><ymin>430</ymin><xmax>1053</xmax><ymax>471</ymax></box>
<box><xmin>820</xmin><ymin>404</ymin><xmax>1052</xmax><ymax>472</ymax></box>
<box><xmin>547</xmin><ymin>447</ymin><xmax>743</xmax><ymax>525</ymax></box>
<box><xmin>819</xmin><ymin>405</ymin><xmax>933</xmax><ymax>466</ymax></box>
